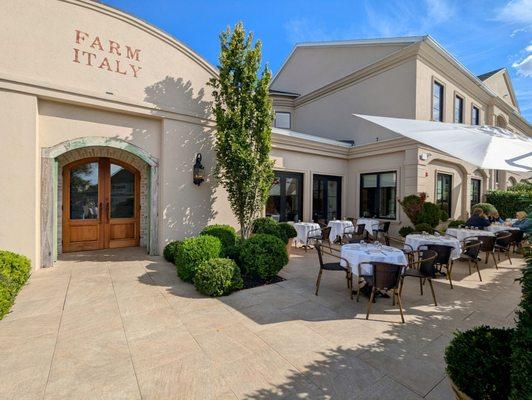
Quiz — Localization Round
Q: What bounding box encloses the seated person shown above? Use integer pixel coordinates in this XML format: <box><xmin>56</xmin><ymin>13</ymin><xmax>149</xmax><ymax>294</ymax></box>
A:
<box><xmin>512</xmin><ymin>211</ymin><xmax>532</xmax><ymax>232</ymax></box>
<box><xmin>488</xmin><ymin>210</ymin><xmax>503</xmax><ymax>224</ymax></box>
<box><xmin>465</xmin><ymin>208</ymin><xmax>491</xmax><ymax>229</ymax></box>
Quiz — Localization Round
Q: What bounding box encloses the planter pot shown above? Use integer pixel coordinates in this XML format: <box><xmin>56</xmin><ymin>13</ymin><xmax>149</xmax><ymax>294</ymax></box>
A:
<box><xmin>286</xmin><ymin>238</ymin><xmax>293</xmax><ymax>256</ymax></box>
<box><xmin>449</xmin><ymin>378</ymin><xmax>473</xmax><ymax>400</ymax></box>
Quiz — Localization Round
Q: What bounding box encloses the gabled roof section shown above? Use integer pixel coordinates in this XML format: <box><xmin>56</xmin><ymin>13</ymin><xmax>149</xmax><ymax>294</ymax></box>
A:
<box><xmin>477</xmin><ymin>68</ymin><xmax>519</xmax><ymax>110</ymax></box>
<box><xmin>270</xmin><ymin>36</ymin><xmax>424</xmax><ymax>96</ymax></box>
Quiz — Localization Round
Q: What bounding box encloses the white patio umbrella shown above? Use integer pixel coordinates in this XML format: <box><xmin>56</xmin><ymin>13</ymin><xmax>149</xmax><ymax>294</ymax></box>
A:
<box><xmin>354</xmin><ymin>114</ymin><xmax>532</xmax><ymax>172</ymax></box>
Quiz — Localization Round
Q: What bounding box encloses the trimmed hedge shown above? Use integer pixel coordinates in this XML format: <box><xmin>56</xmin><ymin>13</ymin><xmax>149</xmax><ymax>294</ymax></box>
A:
<box><xmin>414</xmin><ymin>223</ymin><xmax>434</xmax><ymax>234</ymax></box>
<box><xmin>448</xmin><ymin>220</ymin><xmax>466</xmax><ymax>228</ymax></box>
<box><xmin>486</xmin><ymin>190</ymin><xmax>532</xmax><ymax>220</ymax></box>
<box><xmin>200</xmin><ymin>225</ymin><xmax>237</xmax><ymax>256</ymax></box>
<box><xmin>175</xmin><ymin>236</ymin><xmax>221</xmax><ymax>282</ymax></box>
<box><xmin>471</xmin><ymin>202</ymin><xmax>497</xmax><ymax>215</ymax></box>
<box><xmin>278</xmin><ymin>222</ymin><xmax>297</xmax><ymax>242</ymax></box>
<box><xmin>398</xmin><ymin>226</ymin><xmax>415</xmax><ymax>237</ymax></box>
<box><xmin>419</xmin><ymin>202</ymin><xmax>443</xmax><ymax>228</ymax></box>
<box><xmin>0</xmin><ymin>250</ymin><xmax>31</xmax><ymax>319</ymax></box>
<box><xmin>163</xmin><ymin>241</ymin><xmax>182</xmax><ymax>264</ymax></box>
<box><xmin>240</xmin><ymin>234</ymin><xmax>288</xmax><ymax>280</ymax></box>
<box><xmin>510</xmin><ymin>249</ymin><xmax>532</xmax><ymax>399</ymax></box>
<box><xmin>251</xmin><ymin>217</ymin><xmax>294</xmax><ymax>244</ymax></box>
<box><xmin>252</xmin><ymin>217</ymin><xmax>277</xmax><ymax>233</ymax></box>
<box><xmin>193</xmin><ymin>258</ymin><xmax>243</xmax><ymax>296</ymax></box>
<box><xmin>445</xmin><ymin>326</ymin><xmax>513</xmax><ymax>399</ymax></box>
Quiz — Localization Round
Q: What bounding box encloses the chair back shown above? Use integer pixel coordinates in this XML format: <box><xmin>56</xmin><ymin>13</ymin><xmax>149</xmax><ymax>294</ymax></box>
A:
<box><xmin>356</xmin><ymin>224</ymin><xmax>365</xmax><ymax>236</ymax></box>
<box><xmin>317</xmin><ymin>219</ymin><xmax>327</xmax><ymax>228</ymax></box>
<box><xmin>314</xmin><ymin>243</ymin><xmax>325</xmax><ymax>267</ymax></box>
<box><xmin>496</xmin><ymin>232</ymin><xmax>512</xmax><ymax>248</ymax></box>
<box><xmin>380</xmin><ymin>221</ymin><xmax>391</xmax><ymax>233</ymax></box>
<box><xmin>478</xmin><ymin>235</ymin><xmax>496</xmax><ymax>252</ymax></box>
<box><xmin>321</xmin><ymin>226</ymin><xmax>332</xmax><ymax>241</ymax></box>
<box><xmin>509</xmin><ymin>229</ymin><xmax>524</xmax><ymax>244</ymax></box>
<box><xmin>425</xmin><ymin>244</ymin><xmax>453</xmax><ymax>266</ymax></box>
<box><xmin>370</xmin><ymin>262</ymin><xmax>403</xmax><ymax>291</ymax></box>
<box><xmin>463</xmin><ymin>239</ymin><xmax>481</xmax><ymax>258</ymax></box>
<box><xmin>418</xmin><ymin>249</ymin><xmax>438</xmax><ymax>277</ymax></box>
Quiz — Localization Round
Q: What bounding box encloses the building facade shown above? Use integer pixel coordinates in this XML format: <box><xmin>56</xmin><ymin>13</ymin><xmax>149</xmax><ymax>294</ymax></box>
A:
<box><xmin>0</xmin><ymin>1</ymin><xmax>530</xmax><ymax>270</ymax></box>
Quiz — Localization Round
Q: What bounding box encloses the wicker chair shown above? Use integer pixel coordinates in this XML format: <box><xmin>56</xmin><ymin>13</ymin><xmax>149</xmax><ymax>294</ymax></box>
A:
<box><xmin>375</xmin><ymin>221</ymin><xmax>391</xmax><ymax>246</ymax></box>
<box><xmin>314</xmin><ymin>243</ymin><xmax>352</xmax><ymax>296</ymax></box>
<box><xmin>494</xmin><ymin>231</ymin><xmax>512</xmax><ymax>265</ymax></box>
<box><xmin>305</xmin><ymin>226</ymin><xmax>331</xmax><ymax>252</ymax></box>
<box><xmin>509</xmin><ymin>230</ymin><xmax>525</xmax><ymax>254</ymax></box>
<box><xmin>358</xmin><ymin>262</ymin><xmax>405</xmax><ymax>323</ymax></box>
<box><xmin>423</xmin><ymin>244</ymin><xmax>454</xmax><ymax>288</ymax></box>
<box><xmin>400</xmin><ymin>249</ymin><xmax>438</xmax><ymax>306</ymax></box>
<box><xmin>477</xmin><ymin>235</ymin><xmax>498</xmax><ymax>269</ymax></box>
<box><xmin>345</xmin><ymin>224</ymin><xmax>366</xmax><ymax>244</ymax></box>
<box><xmin>454</xmin><ymin>239</ymin><xmax>482</xmax><ymax>282</ymax></box>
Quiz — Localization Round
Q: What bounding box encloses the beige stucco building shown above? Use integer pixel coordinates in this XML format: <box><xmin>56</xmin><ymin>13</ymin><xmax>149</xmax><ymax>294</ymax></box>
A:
<box><xmin>0</xmin><ymin>0</ymin><xmax>530</xmax><ymax>270</ymax></box>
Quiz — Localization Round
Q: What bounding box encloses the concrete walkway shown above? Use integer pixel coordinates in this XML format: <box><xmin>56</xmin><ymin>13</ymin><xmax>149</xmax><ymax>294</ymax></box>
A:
<box><xmin>0</xmin><ymin>247</ymin><xmax>523</xmax><ymax>399</ymax></box>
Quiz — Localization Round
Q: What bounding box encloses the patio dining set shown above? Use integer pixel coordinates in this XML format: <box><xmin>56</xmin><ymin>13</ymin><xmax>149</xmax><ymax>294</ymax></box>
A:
<box><xmin>293</xmin><ymin>219</ymin><xmax>527</xmax><ymax>323</ymax></box>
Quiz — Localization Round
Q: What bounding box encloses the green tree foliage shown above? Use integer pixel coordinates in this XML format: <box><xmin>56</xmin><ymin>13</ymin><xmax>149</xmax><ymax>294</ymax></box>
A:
<box><xmin>398</xmin><ymin>193</ymin><xmax>426</xmax><ymax>225</ymax></box>
<box><xmin>209</xmin><ymin>23</ymin><xmax>274</xmax><ymax>239</ymax></box>
<box><xmin>485</xmin><ymin>191</ymin><xmax>532</xmax><ymax>219</ymax></box>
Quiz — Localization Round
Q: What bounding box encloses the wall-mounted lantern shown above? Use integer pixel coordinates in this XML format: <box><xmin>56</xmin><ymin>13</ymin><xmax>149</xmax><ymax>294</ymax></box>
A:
<box><xmin>193</xmin><ymin>153</ymin><xmax>205</xmax><ymax>186</ymax></box>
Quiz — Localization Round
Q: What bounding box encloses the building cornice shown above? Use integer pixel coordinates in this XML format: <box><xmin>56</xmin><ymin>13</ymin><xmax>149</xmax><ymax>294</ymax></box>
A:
<box><xmin>271</xmin><ymin>131</ymin><xmax>351</xmax><ymax>159</ymax></box>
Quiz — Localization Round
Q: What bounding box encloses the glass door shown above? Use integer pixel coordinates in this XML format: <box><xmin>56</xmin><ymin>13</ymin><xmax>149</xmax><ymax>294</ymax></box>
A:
<box><xmin>436</xmin><ymin>173</ymin><xmax>453</xmax><ymax>217</ymax></box>
<box><xmin>266</xmin><ymin>171</ymin><xmax>303</xmax><ymax>222</ymax></box>
<box><xmin>313</xmin><ymin>175</ymin><xmax>342</xmax><ymax>224</ymax></box>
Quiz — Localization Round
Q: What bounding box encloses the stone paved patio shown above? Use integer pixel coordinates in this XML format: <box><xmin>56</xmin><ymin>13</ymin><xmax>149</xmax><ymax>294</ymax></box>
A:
<box><xmin>0</xmin><ymin>246</ymin><xmax>523</xmax><ymax>399</ymax></box>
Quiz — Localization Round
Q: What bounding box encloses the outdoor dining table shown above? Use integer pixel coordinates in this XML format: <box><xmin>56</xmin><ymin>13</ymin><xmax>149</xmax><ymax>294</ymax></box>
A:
<box><xmin>485</xmin><ymin>224</ymin><xmax>520</xmax><ymax>233</ymax></box>
<box><xmin>327</xmin><ymin>220</ymin><xmax>354</xmax><ymax>242</ymax></box>
<box><xmin>293</xmin><ymin>222</ymin><xmax>321</xmax><ymax>245</ymax></box>
<box><xmin>445</xmin><ymin>228</ymin><xmax>495</xmax><ymax>242</ymax></box>
<box><xmin>405</xmin><ymin>233</ymin><xmax>462</xmax><ymax>260</ymax></box>
<box><xmin>340</xmin><ymin>243</ymin><xmax>408</xmax><ymax>277</ymax></box>
<box><xmin>356</xmin><ymin>218</ymin><xmax>380</xmax><ymax>235</ymax></box>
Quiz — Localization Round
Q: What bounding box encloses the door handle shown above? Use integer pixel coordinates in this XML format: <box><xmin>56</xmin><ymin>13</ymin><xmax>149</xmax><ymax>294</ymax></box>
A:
<box><xmin>99</xmin><ymin>202</ymin><xmax>102</xmax><ymax>222</ymax></box>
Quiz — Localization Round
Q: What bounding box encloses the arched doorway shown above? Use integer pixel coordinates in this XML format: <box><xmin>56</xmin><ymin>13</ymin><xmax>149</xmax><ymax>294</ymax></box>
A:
<box><xmin>62</xmin><ymin>157</ymin><xmax>140</xmax><ymax>252</ymax></box>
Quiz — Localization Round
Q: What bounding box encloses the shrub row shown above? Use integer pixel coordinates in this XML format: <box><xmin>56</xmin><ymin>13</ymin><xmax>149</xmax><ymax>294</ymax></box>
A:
<box><xmin>0</xmin><ymin>250</ymin><xmax>31</xmax><ymax>319</ymax></box>
<box><xmin>252</xmin><ymin>217</ymin><xmax>297</xmax><ymax>244</ymax></box>
<box><xmin>485</xmin><ymin>190</ymin><xmax>532</xmax><ymax>219</ymax></box>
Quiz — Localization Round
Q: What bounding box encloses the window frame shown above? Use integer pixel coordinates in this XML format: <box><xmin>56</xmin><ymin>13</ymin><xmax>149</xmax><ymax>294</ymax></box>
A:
<box><xmin>470</xmin><ymin>178</ymin><xmax>481</xmax><ymax>210</ymax></box>
<box><xmin>453</xmin><ymin>92</ymin><xmax>464</xmax><ymax>123</ymax></box>
<box><xmin>359</xmin><ymin>171</ymin><xmax>398</xmax><ymax>220</ymax></box>
<box><xmin>435</xmin><ymin>172</ymin><xmax>453</xmax><ymax>217</ymax></box>
<box><xmin>312</xmin><ymin>174</ymin><xmax>342</xmax><ymax>223</ymax></box>
<box><xmin>266</xmin><ymin>170</ymin><xmax>303</xmax><ymax>222</ymax></box>
<box><xmin>431</xmin><ymin>78</ymin><xmax>445</xmax><ymax>122</ymax></box>
<box><xmin>471</xmin><ymin>104</ymin><xmax>480</xmax><ymax>125</ymax></box>
<box><xmin>274</xmin><ymin>111</ymin><xmax>291</xmax><ymax>129</ymax></box>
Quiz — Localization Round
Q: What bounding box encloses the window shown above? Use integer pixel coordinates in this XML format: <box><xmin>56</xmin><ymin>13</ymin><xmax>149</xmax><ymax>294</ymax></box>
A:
<box><xmin>470</xmin><ymin>178</ymin><xmax>481</xmax><ymax>210</ymax></box>
<box><xmin>454</xmin><ymin>95</ymin><xmax>464</xmax><ymax>123</ymax></box>
<box><xmin>313</xmin><ymin>175</ymin><xmax>342</xmax><ymax>224</ymax></box>
<box><xmin>436</xmin><ymin>173</ymin><xmax>452</xmax><ymax>217</ymax></box>
<box><xmin>471</xmin><ymin>105</ymin><xmax>480</xmax><ymax>125</ymax></box>
<box><xmin>266</xmin><ymin>171</ymin><xmax>303</xmax><ymax>222</ymax></box>
<box><xmin>274</xmin><ymin>112</ymin><xmax>291</xmax><ymax>129</ymax></box>
<box><xmin>360</xmin><ymin>172</ymin><xmax>397</xmax><ymax>219</ymax></box>
<box><xmin>432</xmin><ymin>81</ymin><xmax>444</xmax><ymax>122</ymax></box>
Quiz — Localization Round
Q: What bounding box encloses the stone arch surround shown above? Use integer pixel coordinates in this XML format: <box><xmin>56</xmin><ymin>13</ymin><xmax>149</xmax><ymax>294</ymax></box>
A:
<box><xmin>56</xmin><ymin>147</ymin><xmax>149</xmax><ymax>254</ymax></box>
<box><xmin>41</xmin><ymin>137</ymin><xmax>159</xmax><ymax>267</ymax></box>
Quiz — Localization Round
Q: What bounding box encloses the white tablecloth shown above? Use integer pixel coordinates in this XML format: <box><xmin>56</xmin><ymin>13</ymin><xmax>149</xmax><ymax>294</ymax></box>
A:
<box><xmin>405</xmin><ymin>234</ymin><xmax>462</xmax><ymax>260</ymax></box>
<box><xmin>486</xmin><ymin>225</ymin><xmax>520</xmax><ymax>233</ymax></box>
<box><xmin>356</xmin><ymin>218</ymin><xmax>380</xmax><ymax>235</ymax></box>
<box><xmin>328</xmin><ymin>220</ymin><xmax>354</xmax><ymax>242</ymax></box>
<box><xmin>445</xmin><ymin>228</ymin><xmax>495</xmax><ymax>241</ymax></box>
<box><xmin>340</xmin><ymin>243</ymin><xmax>408</xmax><ymax>276</ymax></box>
<box><xmin>293</xmin><ymin>222</ymin><xmax>321</xmax><ymax>245</ymax></box>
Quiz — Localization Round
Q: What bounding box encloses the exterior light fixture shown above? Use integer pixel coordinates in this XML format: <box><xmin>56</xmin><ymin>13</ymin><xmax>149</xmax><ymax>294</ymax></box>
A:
<box><xmin>193</xmin><ymin>153</ymin><xmax>205</xmax><ymax>186</ymax></box>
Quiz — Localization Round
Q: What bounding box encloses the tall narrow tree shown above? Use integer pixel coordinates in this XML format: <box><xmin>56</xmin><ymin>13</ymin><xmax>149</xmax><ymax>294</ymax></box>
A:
<box><xmin>209</xmin><ymin>23</ymin><xmax>274</xmax><ymax>238</ymax></box>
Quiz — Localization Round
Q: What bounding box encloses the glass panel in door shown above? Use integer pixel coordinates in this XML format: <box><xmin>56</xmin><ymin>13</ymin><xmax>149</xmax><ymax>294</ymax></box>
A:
<box><xmin>69</xmin><ymin>162</ymin><xmax>99</xmax><ymax>220</ymax></box>
<box><xmin>312</xmin><ymin>175</ymin><xmax>341</xmax><ymax>223</ymax></box>
<box><xmin>327</xmin><ymin>180</ymin><xmax>339</xmax><ymax>221</ymax></box>
<box><xmin>285</xmin><ymin>177</ymin><xmax>299</xmax><ymax>222</ymax></box>
<box><xmin>266</xmin><ymin>176</ymin><xmax>282</xmax><ymax>222</ymax></box>
<box><xmin>436</xmin><ymin>173</ymin><xmax>452</xmax><ymax>217</ymax></box>
<box><xmin>110</xmin><ymin>164</ymin><xmax>135</xmax><ymax>218</ymax></box>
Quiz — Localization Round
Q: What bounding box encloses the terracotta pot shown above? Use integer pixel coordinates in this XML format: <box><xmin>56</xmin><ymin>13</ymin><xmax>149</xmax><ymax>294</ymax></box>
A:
<box><xmin>286</xmin><ymin>238</ymin><xmax>293</xmax><ymax>256</ymax></box>
<box><xmin>449</xmin><ymin>378</ymin><xmax>473</xmax><ymax>400</ymax></box>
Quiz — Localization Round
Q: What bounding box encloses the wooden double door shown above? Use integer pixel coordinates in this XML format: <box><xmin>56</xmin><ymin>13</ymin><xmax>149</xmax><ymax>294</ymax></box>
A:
<box><xmin>62</xmin><ymin>157</ymin><xmax>140</xmax><ymax>252</ymax></box>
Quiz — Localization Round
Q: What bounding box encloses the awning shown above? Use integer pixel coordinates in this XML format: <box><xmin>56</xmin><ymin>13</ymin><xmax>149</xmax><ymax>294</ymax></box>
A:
<box><xmin>354</xmin><ymin>114</ymin><xmax>532</xmax><ymax>172</ymax></box>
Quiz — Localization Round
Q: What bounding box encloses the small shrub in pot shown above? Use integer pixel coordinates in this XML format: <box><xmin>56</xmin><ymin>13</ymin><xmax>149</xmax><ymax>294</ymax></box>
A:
<box><xmin>175</xmin><ymin>236</ymin><xmax>221</xmax><ymax>282</ymax></box>
<box><xmin>193</xmin><ymin>258</ymin><xmax>243</xmax><ymax>296</ymax></box>
<box><xmin>399</xmin><ymin>226</ymin><xmax>415</xmax><ymax>237</ymax></box>
<box><xmin>240</xmin><ymin>234</ymin><xmax>288</xmax><ymax>280</ymax></box>
<box><xmin>414</xmin><ymin>223</ymin><xmax>434</xmax><ymax>234</ymax></box>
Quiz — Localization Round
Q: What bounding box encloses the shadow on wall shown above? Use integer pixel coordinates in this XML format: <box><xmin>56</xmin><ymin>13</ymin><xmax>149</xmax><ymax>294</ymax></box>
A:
<box><xmin>125</xmin><ymin>76</ymin><xmax>217</xmax><ymax>242</ymax></box>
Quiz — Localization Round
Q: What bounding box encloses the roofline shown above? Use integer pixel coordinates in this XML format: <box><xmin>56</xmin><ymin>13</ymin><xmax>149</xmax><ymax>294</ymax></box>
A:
<box><xmin>271</xmin><ymin>127</ymin><xmax>354</xmax><ymax>148</ymax></box>
<box><xmin>271</xmin><ymin>36</ymin><xmax>426</xmax><ymax>88</ymax></box>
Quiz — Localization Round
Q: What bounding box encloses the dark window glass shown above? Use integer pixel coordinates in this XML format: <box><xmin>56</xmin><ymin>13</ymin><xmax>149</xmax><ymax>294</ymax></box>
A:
<box><xmin>472</xmin><ymin>106</ymin><xmax>480</xmax><ymax>125</ymax></box>
<box><xmin>360</xmin><ymin>172</ymin><xmax>397</xmax><ymax>219</ymax></box>
<box><xmin>312</xmin><ymin>175</ymin><xmax>342</xmax><ymax>224</ymax></box>
<box><xmin>266</xmin><ymin>171</ymin><xmax>303</xmax><ymax>222</ymax></box>
<box><xmin>454</xmin><ymin>95</ymin><xmax>464</xmax><ymax>123</ymax></box>
<box><xmin>470</xmin><ymin>179</ymin><xmax>481</xmax><ymax>210</ymax></box>
<box><xmin>436</xmin><ymin>173</ymin><xmax>452</xmax><ymax>217</ymax></box>
<box><xmin>70</xmin><ymin>162</ymin><xmax>99</xmax><ymax>220</ymax></box>
<box><xmin>432</xmin><ymin>81</ymin><xmax>444</xmax><ymax>122</ymax></box>
<box><xmin>110</xmin><ymin>164</ymin><xmax>135</xmax><ymax>218</ymax></box>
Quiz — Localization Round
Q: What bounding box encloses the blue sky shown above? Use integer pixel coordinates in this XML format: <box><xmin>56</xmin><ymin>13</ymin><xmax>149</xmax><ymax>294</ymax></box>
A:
<box><xmin>104</xmin><ymin>0</ymin><xmax>532</xmax><ymax>121</ymax></box>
